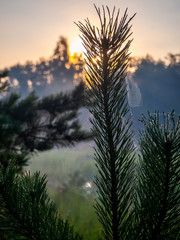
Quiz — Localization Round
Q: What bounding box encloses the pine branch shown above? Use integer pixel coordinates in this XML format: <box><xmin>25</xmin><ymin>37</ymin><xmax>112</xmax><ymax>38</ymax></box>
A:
<box><xmin>0</xmin><ymin>81</ymin><xmax>92</xmax><ymax>169</ymax></box>
<box><xmin>136</xmin><ymin>112</ymin><xmax>180</xmax><ymax>240</ymax></box>
<box><xmin>0</xmin><ymin>161</ymin><xmax>82</xmax><ymax>240</ymax></box>
<box><xmin>76</xmin><ymin>5</ymin><xmax>136</xmax><ymax>240</ymax></box>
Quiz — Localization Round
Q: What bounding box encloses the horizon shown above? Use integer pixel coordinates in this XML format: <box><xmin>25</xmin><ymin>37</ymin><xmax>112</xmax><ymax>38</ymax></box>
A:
<box><xmin>0</xmin><ymin>0</ymin><xmax>180</xmax><ymax>70</ymax></box>
<box><xmin>0</xmin><ymin>36</ymin><xmax>175</xmax><ymax>71</ymax></box>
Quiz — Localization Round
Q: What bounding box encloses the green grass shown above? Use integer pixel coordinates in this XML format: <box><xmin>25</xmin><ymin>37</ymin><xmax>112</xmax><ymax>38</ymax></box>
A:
<box><xmin>50</xmin><ymin>188</ymin><xmax>101</xmax><ymax>239</ymax></box>
<box><xmin>26</xmin><ymin>147</ymin><xmax>101</xmax><ymax>240</ymax></box>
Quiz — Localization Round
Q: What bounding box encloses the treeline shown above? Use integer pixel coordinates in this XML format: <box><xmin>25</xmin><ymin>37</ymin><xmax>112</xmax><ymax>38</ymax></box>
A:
<box><xmin>130</xmin><ymin>53</ymin><xmax>180</xmax><ymax>112</ymax></box>
<box><xmin>1</xmin><ymin>36</ymin><xmax>180</xmax><ymax>138</ymax></box>
<box><xmin>1</xmin><ymin>36</ymin><xmax>84</xmax><ymax>97</ymax></box>
<box><xmin>1</xmin><ymin>37</ymin><xmax>179</xmax><ymax>109</ymax></box>
<box><xmin>128</xmin><ymin>54</ymin><xmax>180</xmax><ymax>137</ymax></box>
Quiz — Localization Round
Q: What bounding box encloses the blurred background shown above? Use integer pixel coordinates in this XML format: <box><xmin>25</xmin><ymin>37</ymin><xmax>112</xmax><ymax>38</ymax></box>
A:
<box><xmin>0</xmin><ymin>1</ymin><xmax>179</xmax><ymax>239</ymax></box>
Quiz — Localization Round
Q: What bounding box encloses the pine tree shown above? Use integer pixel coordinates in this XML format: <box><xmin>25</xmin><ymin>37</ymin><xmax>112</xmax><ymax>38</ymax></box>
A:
<box><xmin>76</xmin><ymin>5</ymin><xmax>136</xmax><ymax>240</ymax></box>
<box><xmin>135</xmin><ymin>112</ymin><xmax>180</xmax><ymax>240</ymax></box>
<box><xmin>0</xmin><ymin>81</ymin><xmax>92</xmax><ymax>171</ymax></box>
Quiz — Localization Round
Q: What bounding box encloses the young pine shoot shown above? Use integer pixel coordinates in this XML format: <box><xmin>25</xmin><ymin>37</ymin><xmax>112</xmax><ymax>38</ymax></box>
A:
<box><xmin>76</xmin><ymin>5</ymin><xmax>136</xmax><ymax>240</ymax></box>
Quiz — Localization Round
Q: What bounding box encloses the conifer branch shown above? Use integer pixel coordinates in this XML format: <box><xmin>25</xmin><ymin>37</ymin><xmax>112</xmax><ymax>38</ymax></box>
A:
<box><xmin>76</xmin><ymin>5</ymin><xmax>136</xmax><ymax>240</ymax></box>
<box><xmin>136</xmin><ymin>112</ymin><xmax>180</xmax><ymax>240</ymax></box>
<box><xmin>0</xmin><ymin>161</ymin><xmax>82</xmax><ymax>240</ymax></box>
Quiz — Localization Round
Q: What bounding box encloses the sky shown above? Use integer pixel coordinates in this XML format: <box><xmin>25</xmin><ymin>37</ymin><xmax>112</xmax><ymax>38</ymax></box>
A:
<box><xmin>0</xmin><ymin>0</ymin><xmax>180</xmax><ymax>69</ymax></box>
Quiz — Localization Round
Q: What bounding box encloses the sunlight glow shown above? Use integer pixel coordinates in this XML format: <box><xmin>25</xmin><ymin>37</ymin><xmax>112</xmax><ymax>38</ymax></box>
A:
<box><xmin>69</xmin><ymin>52</ymin><xmax>82</xmax><ymax>65</ymax></box>
<box><xmin>69</xmin><ymin>38</ymin><xmax>84</xmax><ymax>57</ymax></box>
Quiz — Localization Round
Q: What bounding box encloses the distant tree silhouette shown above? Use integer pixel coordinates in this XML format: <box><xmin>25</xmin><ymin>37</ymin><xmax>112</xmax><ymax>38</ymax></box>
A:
<box><xmin>4</xmin><ymin>36</ymin><xmax>180</xmax><ymax>116</ymax></box>
<box><xmin>131</xmin><ymin>54</ymin><xmax>180</xmax><ymax>112</ymax></box>
<box><xmin>128</xmin><ymin>54</ymin><xmax>180</xmax><ymax>138</ymax></box>
<box><xmin>0</xmin><ymin>70</ymin><xmax>9</xmax><ymax>93</ymax></box>
<box><xmin>167</xmin><ymin>53</ymin><xmax>180</xmax><ymax>66</ymax></box>
<box><xmin>8</xmin><ymin>37</ymin><xmax>84</xmax><ymax>97</ymax></box>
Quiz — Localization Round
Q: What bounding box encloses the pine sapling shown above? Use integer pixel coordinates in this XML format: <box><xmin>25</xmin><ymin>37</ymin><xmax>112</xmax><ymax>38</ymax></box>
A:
<box><xmin>76</xmin><ymin>5</ymin><xmax>136</xmax><ymax>240</ymax></box>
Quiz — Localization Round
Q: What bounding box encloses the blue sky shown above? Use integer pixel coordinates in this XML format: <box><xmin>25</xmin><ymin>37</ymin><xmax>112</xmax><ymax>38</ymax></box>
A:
<box><xmin>0</xmin><ymin>0</ymin><xmax>179</xmax><ymax>69</ymax></box>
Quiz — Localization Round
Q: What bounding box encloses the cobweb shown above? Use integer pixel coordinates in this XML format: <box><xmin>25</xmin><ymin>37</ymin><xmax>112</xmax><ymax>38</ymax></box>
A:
<box><xmin>126</xmin><ymin>73</ymin><xmax>142</xmax><ymax>107</ymax></box>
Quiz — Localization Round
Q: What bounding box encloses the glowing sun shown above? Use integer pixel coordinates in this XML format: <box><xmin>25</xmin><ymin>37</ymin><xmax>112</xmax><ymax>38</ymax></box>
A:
<box><xmin>69</xmin><ymin>38</ymin><xmax>84</xmax><ymax>57</ymax></box>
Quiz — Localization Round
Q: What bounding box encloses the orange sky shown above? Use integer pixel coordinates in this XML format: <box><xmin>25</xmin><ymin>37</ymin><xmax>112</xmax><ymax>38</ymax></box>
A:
<box><xmin>0</xmin><ymin>0</ymin><xmax>180</xmax><ymax>69</ymax></box>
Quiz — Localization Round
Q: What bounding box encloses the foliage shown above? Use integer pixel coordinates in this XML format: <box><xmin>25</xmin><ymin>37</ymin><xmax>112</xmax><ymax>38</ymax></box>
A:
<box><xmin>76</xmin><ymin>5</ymin><xmax>136</xmax><ymax>240</ymax></box>
<box><xmin>0</xmin><ymin>161</ymin><xmax>82</xmax><ymax>240</ymax></box>
<box><xmin>135</xmin><ymin>112</ymin><xmax>180</xmax><ymax>240</ymax></box>
<box><xmin>0</xmin><ymin>70</ymin><xmax>9</xmax><ymax>93</ymax></box>
<box><xmin>0</xmin><ymin>81</ymin><xmax>92</xmax><ymax>170</ymax></box>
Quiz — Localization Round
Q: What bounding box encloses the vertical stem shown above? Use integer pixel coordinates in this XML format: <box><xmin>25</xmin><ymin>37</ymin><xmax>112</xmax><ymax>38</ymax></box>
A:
<box><xmin>150</xmin><ymin>140</ymin><xmax>171</xmax><ymax>240</ymax></box>
<box><xmin>102</xmin><ymin>45</ymin><xmax>119</xmax><ymax>240</ymax></box>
